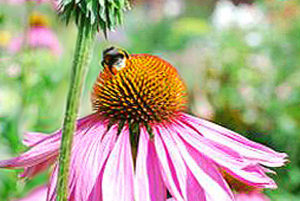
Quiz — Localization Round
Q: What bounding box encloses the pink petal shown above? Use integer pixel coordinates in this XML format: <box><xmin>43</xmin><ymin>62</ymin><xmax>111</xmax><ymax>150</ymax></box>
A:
<box><xmin>135</xmin><ymin>126</ymin><xmax>166</xmax><ymax>201</ymax></box>
<box><xmin>47</xmin><ymin>164</ymin><xmax>58</xmax><ymax>201</ymax></box>
<box><xmin>0</xmin><ymin>132</ymin><xmax>60</xmax><ymax>168</ymax></box>
<box><xmin>223</xmin><ymin>164</ymin><xmax>277</xmax><ymax>189</ymax></box>
<box><xmin>172</xmin><ymin>121</ymin><xmax>249</xmax><ymax>170</ymax></box>
<box><xmin>0</xmin><ymin>113</ymin><xmax>100</xmax><ymax>169</ymax></box>
<box><xmin>180</xmin><ymin>113</ymin><xmax>287</xmax><ymax>167</ymax></box>
<box><xmin>185</xmin><ymin>169</ymin><xmax>207</xmax><ymax>201</ymax></box>
<box><xmin>173</xmin><ymin>120</ymin><xmax>277</xmax><ymax>189</ymax></box>
<box><xmin>168</xmin><ymin>125</ymin><xmax>235</xmax><ymax>200</ymax></box>
<box><xmin>86</xmin><ymin>170</ymin><xmax>104</xmax><ymax>201</ymax></box>
<box><xmin>22</xmin><ymin>132</ymin><xmax>49</xmax><ymax>147</ymax></box>
<box><xmin>70</xmin><ymin>123</ymin><xmax>117</xmax><ymax>201</ymax></box>
<box><xmin>42</xmin><ymin>117</ymin><xmax>112</xmax><ymax>200</ymax></box>
<box><xmin>153</xmin><ymin>129</ymin><xmax>185</xmax><ymax>201</ymax></box>
<box><xmin>102</xmin><ymin>126</ymin><xmax>135</xmax><ymax>201</ymax></box>
<box><xmin>22</xmin><ymin>114</ymin><xmax>102</xmax><ymax>178</ymax></box>
<box><xmin>155</xmin><ymin>125</ymin><xmax>234</xmax><ymax>201</ymax></box>
<box><xmin>19</xmin><ymin>156</ymin><xmax>56</xmax><ymax>178</ymax></box>
<box><xmin>46</xmin><ymin>164</ymin><xmax>77</xmax><ymax>201</ymax></box>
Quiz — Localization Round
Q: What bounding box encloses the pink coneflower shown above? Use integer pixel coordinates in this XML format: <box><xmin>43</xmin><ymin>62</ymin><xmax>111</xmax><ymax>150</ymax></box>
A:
<box><xmin>9</xmin><ymin>13</ymin><xmax>62</xmax><ymax>56</ymax></box>
<box><xmin>14</xmin><ymin>186</ymin><xmax>47</xmax><ymax>201</ymax></box>
<box><xmin>0</xmin><ymin>47</ymin><xmax>287</xmax><ymax>201</ymax></box>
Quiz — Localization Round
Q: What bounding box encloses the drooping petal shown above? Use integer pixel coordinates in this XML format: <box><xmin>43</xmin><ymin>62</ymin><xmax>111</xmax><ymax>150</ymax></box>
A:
<box><xmin>0</xmin><ymin>133</ymin><xmax>60</xmax><ymax>168</ymax></box>
<box><xmin>155</xmin><ymin>125</ymin><xmax>234</xmax><ymax>201</ymax></box>
<box><xmin>47</xmin><ymin>164</ymin><xmax>58</xmax><ymax>201</ymax></box>
<box><xmin>0</xmin><ymin>113</ymin><xmax>100</xmax><ymax>170</ymax></box>
<box><xmin>184</xmin><ymin>169</ymin><xmax>207</xmax><ymax>201</ymax></box>
<box><xmin>102</xmin><ymin>126</ymin><xmax>135</xmax><ymax>201</ymax></box>
<box><xmin>22</xmin><ymin>132</ymin><xmax>49</xmax><ymax>147</ymax></box>
<box><xmin>167</xmin><ymin>124</ymin><xmax>235</xmax><ymax>201</ymax></box>
<box><xmin>43</xmin><ymin>118</ymin><xmax>113</xmax><ymax>201</ymax></box>
<box><xmin>222</xmin><ymin>164</ymin><xmax>277</xmax><ymax>189</ymax></box>
<box><xmin>153</xmin><ymin>128</ymin><xmax>185</xmax><ymax>201</ymax></box>
<box><xmin>172</xmin><ymin>121</ymin><xmax>248</xmax><ymax>168</ymax></box>
<box><xmin>19</xmin><ymin>156</ymin><xmax>56</xmax><ymax>178</ymax></box>
<box><xmin>180</xmin><ymin>113</ymin><xmax>287</xmax><ymax>167</ymax></box>
<box><xmin>20</xmin><ymin>130</ymin><xmax>60</xmax><ymax>178</ymax></box>
<box><xmin>135</xmin><ymin>126</ymin><xmax>166</xmax><ymax>201</ymax></box>
<box><xmin>86</xmin><ymin>170</ymin><xmax>104</xmax><ymax>201</ymax></box>
<box><xmin>69</xmin><ymin>123</ymin><xmax>117</xmax><ymax>201</ymax></box>
<box><xmin>174</xmin><ymin>118</ymin><xmax>277</xmax><ymax>189</ymax></box>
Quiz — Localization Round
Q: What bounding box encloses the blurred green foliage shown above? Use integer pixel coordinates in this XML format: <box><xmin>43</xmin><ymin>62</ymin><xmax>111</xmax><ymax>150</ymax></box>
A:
<box><xmin>0</xmin><ymin>0</ymin><xmax>299</xmax><ymax>200</ymax></box>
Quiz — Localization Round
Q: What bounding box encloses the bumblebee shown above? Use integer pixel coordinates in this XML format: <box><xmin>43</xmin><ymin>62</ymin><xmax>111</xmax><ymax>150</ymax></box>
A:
<box><xmin>101</xmin><ymin>46</ymin><xmax>130</xmax><ymax>75</ymax></box>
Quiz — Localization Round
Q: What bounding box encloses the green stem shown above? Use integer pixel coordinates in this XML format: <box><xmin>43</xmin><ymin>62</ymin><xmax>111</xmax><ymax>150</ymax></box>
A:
<box><xmin>56</xmin><ymin>18</ymin><xmax>95</xmax><ymax>201</ymax></box>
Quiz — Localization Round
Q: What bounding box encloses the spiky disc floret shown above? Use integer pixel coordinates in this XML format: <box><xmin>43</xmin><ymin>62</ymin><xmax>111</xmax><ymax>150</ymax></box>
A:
<box><xmin>92</xmin><ymin>54</ymin><xmax>187</xmax><ymax>124</ymax></box>
<box><xmin>58</xmin><ymin>0</ymin><xmax>130</xmax><ymax>34</ymax></box>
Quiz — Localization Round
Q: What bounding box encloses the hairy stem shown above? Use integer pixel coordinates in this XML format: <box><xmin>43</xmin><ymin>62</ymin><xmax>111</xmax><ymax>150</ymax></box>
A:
<box><xmin>56</xmin><ymin>18</ymin><xmax>94</xmax><ymax>201</ymax></box>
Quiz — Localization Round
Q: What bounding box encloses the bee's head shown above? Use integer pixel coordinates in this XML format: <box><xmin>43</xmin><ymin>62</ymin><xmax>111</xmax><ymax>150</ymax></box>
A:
<box><xmin>101</xmin><ymin>46</ymin><xmax>130</xmax><ymax>75</ymax></box>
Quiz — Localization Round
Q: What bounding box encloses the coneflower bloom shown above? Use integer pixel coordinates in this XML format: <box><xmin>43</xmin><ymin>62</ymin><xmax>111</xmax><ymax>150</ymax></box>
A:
<box><xmin>0</xmin><ymin>47</ymin><xmax>287</xmax><ymax>201</ymax></box>
<box><xmin>9</xmin><ymin>13</ymin><xmax>61</xmax><ymax>56</ymax></box>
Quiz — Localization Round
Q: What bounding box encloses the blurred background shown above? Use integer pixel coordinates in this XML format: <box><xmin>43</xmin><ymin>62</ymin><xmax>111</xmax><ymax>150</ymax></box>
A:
<box><xmin>0</xmin><ymin>0</ymin><xmax>299</xmax><ymax>200</ymax></box>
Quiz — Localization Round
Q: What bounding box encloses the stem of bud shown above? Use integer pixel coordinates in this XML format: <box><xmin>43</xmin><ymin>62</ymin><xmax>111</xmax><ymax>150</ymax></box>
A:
<box><xmin>56</xmin><ymin>17</ymin><xmax>94</xmax><ymax>201</ymax></box>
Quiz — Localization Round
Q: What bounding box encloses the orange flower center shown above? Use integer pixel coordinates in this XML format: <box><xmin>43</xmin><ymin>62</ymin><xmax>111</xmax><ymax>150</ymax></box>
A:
<box><xmin>92</xmin><ymin>53</ymin><xmax>187</xmax><ymax>123</ymax></box>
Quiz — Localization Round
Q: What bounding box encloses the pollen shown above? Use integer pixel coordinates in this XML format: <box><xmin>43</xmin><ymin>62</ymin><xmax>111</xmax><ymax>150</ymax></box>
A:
<box><xmin>92</xmin><ymin>53</ymin><xmax>187</xmax><ymax>123</ymax></box>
